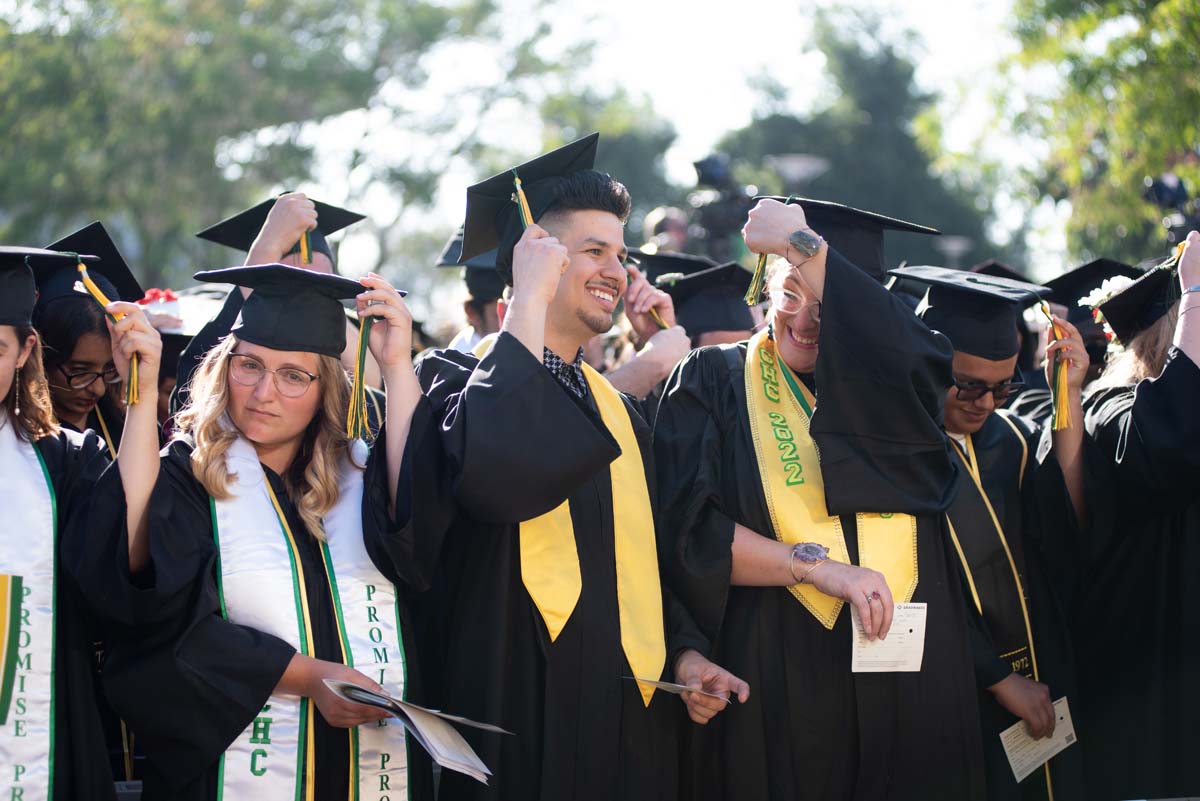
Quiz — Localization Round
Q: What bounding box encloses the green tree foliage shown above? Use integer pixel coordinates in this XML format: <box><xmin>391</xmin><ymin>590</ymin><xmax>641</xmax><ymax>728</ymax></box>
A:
<box><xmin>0</xmin><ymin>0</ymin><xmax>549</xmax><ymax>287</ymax></box>
<box><xmin>1011</xmin><ymin>0</ymin><xmax>1200</xmax><ymax>263</ymax></box>
<box><xmin>718</xmin><ymin>10</ymin><xmax>998</xmax><ymax>269</ymax></box>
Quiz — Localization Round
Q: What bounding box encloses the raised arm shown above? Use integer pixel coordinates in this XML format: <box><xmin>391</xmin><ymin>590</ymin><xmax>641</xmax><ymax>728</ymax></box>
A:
<box><xmin>105</xmin><ymin>301</ymin><xmax>164</xmax><ymax>574</ymax></box>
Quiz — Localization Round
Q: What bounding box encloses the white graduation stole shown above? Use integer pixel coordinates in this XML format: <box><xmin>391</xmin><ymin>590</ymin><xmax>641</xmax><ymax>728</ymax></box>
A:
<box><xmin>212</xmin><ymin>435</ymin><xmax>409</xmax><ymax>801</ymax></box>
<box><xmin>0</xmin><ymin>417</ymin><xmax>57</xmax><ymax>801</ymax></box>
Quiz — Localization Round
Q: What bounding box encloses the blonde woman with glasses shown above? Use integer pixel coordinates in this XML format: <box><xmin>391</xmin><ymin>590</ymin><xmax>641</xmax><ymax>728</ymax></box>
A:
<box><xmin>69</xmin><ymin>264</ymin><xmax>434</xmax><ymax>801</ymax></box>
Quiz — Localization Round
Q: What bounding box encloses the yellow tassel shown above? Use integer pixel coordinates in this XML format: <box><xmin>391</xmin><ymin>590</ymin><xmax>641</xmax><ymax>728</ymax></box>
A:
<box><xmin>512</xmin><ymin>170</ymin><xmax>534</xmax><ymax>228</ymax></box>
<box><xmin>77</xmin><ymin>263</ymin><xmax>138</xmax><ymax>405</ymax></box>
<box><xmin>1040</xmin><ymin>302</ymin><xmax>1070</xmax><ymax>431</ymax></box>
<box><xmin>299</xmin><ymin>231</ymin><xmax>311</xmax><ymax>265</ymax></box>
<box><xmin>744</xmin><ymin>253</ymin><xmax>768</xmax><ymax>306</ymax></box>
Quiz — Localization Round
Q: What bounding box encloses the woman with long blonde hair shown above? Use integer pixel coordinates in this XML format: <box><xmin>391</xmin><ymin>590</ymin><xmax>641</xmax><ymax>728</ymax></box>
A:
<box><xmin>71</xmin><ymin>264</ymin><xmax>431</xmax><ymax>801</ymax></box>
<box><xmin>0</xmin><ymin>246</ymin><xmax>162</xmax><ymax>801</ymax></box>
<box><xmin>1066</xmin><ymin>233</ymin><xmax>1200</xmax><ymax>799</ymax></box>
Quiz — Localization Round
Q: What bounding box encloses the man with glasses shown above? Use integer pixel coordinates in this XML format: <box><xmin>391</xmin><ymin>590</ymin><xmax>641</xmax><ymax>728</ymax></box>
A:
<box><xmin>889</xmin><ymin>265</ymin><xmax>1092</xmax><ymax>801</ymax></box>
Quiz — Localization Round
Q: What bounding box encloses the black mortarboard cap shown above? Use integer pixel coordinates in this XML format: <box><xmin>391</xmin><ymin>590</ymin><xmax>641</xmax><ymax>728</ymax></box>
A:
<box><xmin>435</xmin><ymin>227</ymin><xmax>504</xmax><ymax>302</ymax></box>
<box><xmin>754</xmin><ymin>196</ymin><xmax>939</xmax><ymax>280</ymax></box>
<box><xmin>196</xmin><ymin>195</ymin><xmax>365</xmax><ymax>264</ymax></box>
<box><xmin>461</xmin><ymin>133</ymin><xmax>601</xmax><ymax>284</ymax></box>
<box><xmin>39</xmin><ymin>222</ymin><xmax>143</xmax><ymax>308</ymax></box>
<box><xmin>193</xmin><ymin>264</ymin><xmax>385</xmax><ymax>357</ymax></box>
<box><xmin>630</xmin><ymin>250</ymin><xmax>719</xmax><ymax>285</ymax></box>
<box><xmin>889</xmin><ymin>265</ymin><xmax>1050</xmax><ymax>360</ymax></box>
<box><xmin>656</xmin><ymin>261</ymin><xmax>755</xmax><ymax>336</ymax></box>
<box><xmin>1095</xmin><ymin>262</ymin><xmax>1180</xmax><ymax>345</ymax></box>
<box><xmin>0</xmin><ymin>248</ymin><xmax>84</xmax><ymax>326</ymax></box>
<box><xmin>436</xmin><ymin>227</ymin><xmax>499</xmax><ymax>270</ymax></box>
<box><xmin>970</xmin><ymin>259</ymin><xmax>1030</xmax><ymax>283</ymax></box>
<box><xmin>1044</xmin><ymin>258</ymin><xmax>1142</xmax><ymax>322</ymax></box>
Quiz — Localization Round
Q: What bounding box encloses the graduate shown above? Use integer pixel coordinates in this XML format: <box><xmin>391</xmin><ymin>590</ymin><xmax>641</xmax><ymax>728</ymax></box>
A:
<box><xmin>637</xmin><ymin>251</ymin><xmax>758</xmax><ymax>347</ymax></box>
<box><xmin>0</xmin><ymin>246</ymin><xmax>161</xmax><ymax>801</ymax></box>
<box><xmin>890</xmin><ymin>265</ymin><xmax>1090</xmax><ymax>801</ymax></box>
<box><xmin>1066</xmin><ymin>232</ymin><xmax>1200</xmax><ymax>800</ymax></box>
<box><xmin>32</xmin><ymin>223</ymin><xmax>145</xmax><ymax>455</ymax></box>
<box><xmin>68</xmin><ymin>264</ymin><xmax>433</xmax><ymax>801</ymax></box>
<box><xmin>435</xmin><ymin>227</ymin><xmax>505</xmax><ymax>354</ymax></box>
<box><xmin>1007</xmin><ymin>259</ymin><xmax>1143</xmax><ymax>424</ymax></box>
<box><xmin>653</xmin><ymin>197</ymin><xmax>989</xmax><ymax>800</ymax></box>
<box><xmin>391</xmin><ymin>134</ymin><xmax>746</xmax><ymax>801</ymax></box>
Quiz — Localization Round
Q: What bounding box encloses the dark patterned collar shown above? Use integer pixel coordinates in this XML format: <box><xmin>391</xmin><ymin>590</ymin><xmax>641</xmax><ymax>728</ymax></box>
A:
<box><xmin>543</xmin><ymin>347</ymin><xmax>588</xmax><ymax>400</ymax></box>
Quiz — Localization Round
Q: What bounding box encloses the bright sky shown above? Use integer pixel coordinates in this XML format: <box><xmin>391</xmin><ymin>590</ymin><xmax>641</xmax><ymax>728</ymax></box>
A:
<box><xmin>322</xmin><ymin>0</ymin><xmax>1072</xmax><ymax>324</ymax></box>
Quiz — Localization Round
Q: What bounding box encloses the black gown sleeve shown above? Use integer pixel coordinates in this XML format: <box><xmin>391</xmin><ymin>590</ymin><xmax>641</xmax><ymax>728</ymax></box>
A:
<box><xmin>362</xmin><ymin>399</ymin><xmax>455</xmax><ymax>594</ymax></box>
<box><xmin>429</xmin><ymin>332</ymin><xmax>622</xmax><ymax>524</ymax></box>
<box><xmin>811</xmin><ymin>248</ymin><xmax>958</xmax><ymax>516</ymax></box>
<box><xmin>1086</xmin><ymin>348</ymin><xmax>1200</xmax><ymax>498</ymax></box>
<box><xmin>653</xmin><ymin>346</ymin><xmax>740</xmax><ymax>647</ymax></box>
<box><xmin>70</xmin><ymin>442</ymin><xmax>295</xmax><ymax>792</ymax></box>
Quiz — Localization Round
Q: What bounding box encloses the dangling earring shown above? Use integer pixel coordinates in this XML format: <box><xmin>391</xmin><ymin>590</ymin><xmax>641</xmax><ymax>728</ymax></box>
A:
<box><xmin>13</xmin><ymin>367</ymin><xmax>20</xmax><ymax>416</ymax></box>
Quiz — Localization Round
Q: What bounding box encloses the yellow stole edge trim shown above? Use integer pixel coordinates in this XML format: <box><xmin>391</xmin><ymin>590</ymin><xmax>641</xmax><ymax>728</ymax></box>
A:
<box><xmin>265</xmin><ymin>481</ymin><xmax>318</xmax><ymax>801</ymax></box>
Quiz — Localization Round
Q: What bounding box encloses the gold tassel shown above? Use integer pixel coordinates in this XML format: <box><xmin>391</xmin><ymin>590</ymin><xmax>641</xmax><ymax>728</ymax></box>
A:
<box><xmin>1040</xmin><ymin>302</ymin><xmax>1070</xmax><ymax>431</ymax></box>
<box><xmin>77</xmin><ymin>263</ymin><xmax>138</xmax><ymax>406</ymax></box>
<box><xmin>299</xmin><ymin>230</ymin><xmax>312</xmax><ymax>265</ymax></box>
<box><xmin>744</xmin><ymin>253</ymin><xmax>768</xmax><ymax>306</ymax></box>
<box><xmin>343</xmin><ymin>314</ymin><xmax>374</xmax><ymax>443</ymax></box>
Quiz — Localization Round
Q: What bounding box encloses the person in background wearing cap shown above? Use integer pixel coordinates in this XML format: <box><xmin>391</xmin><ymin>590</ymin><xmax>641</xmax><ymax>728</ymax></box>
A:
<box><xmin>654</xmin><ymin>197</ymin><xmax>988</xmax><ymax>800</ymax></box>
<box><xmin>397</xmin><ymin>135</ymin><xmax>748</xmax><ymax>801</ymax></box>
<box><xmin>1006</xmin><ymin>258</ymin><xmax>1143</xmax><ymax>425</ymax></box>
<box><xmin>68</xmin><ymin>264</ymin><xmax>435</xmax><ymax>801</ymax></box>
<box><xmin>1061</xmin><ymin>231</ymin><xmax>1200</xmax><ymax>800</ymax></box>
<box><xmin>892</xmin><ymin>265</ymin><xmax>1090</xmax><ymax>801</ymax></box>
<box><xmin>0</xmin><ymin>246</ymin><xmax>163</xmax><ymax>801</ymax></box>
<box><xmin>174</xmin><ymin>192</ymin><xmax>384</xmax><ymax>416</ymax></box>
<box><xmin>595</xmin><ymin>263</ymin><xmax>692</xmax><ymax>402</ymax></box>
<box><xmin>32</xmin><ymin>222</ymin><xmax>147</xmax><ymax>457</ymax></box>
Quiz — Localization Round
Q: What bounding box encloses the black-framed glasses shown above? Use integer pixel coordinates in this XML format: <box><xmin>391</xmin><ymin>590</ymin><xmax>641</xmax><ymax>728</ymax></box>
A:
<box><xmin>227</xmin><ymin>353</ymin><xmax>319</xmax><ymax>398</ymax></box>
<box><xmin>952</xmin><ymin>378</ymin><xmax>1025</xmax><ymax>402</ymax></box>
<box><xmin>56</xmin><ymin>363</ymin><xmax>121</xmax><ymax>390</ymax></box>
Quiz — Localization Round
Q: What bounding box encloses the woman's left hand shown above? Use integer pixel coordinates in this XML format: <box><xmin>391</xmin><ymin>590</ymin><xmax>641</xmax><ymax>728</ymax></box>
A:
<box><xmin>105</xmin><ymin>302</ymin><xmax>162</xmax><ymax>399</ymax></box>
<box><xmin>357</xmin><ymin>273</ymin><xmax>413</xmax><ymax>375</ymax></box>
<box><xmin>1043</xmin><ymin>315</ymin><xmax>1089</xmax><ymax>392</ymax></box>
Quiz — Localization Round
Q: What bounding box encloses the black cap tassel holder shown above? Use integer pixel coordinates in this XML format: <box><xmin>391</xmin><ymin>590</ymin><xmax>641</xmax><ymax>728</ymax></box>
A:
<box><xmin>73</xmin><ymin>256</ymin><xmax>140</xmax><ymax>407</ymax></box>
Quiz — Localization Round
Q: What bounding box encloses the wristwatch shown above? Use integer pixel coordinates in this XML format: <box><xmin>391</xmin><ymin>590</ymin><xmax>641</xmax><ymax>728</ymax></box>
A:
<box><xmin>787</xmin><ymin>228</ymin><xmax>824</xmax><ymax>263</ymax></box>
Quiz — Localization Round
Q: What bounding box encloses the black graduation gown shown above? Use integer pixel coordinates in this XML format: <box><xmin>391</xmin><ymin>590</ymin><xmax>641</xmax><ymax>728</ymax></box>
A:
<box><xmin>63</xmin><ymin>435</ymin><xmax>433</xmax><ymax>801</ymax></box>
<box><xmin>19</xmin><ymin>429</ymin><xmax>118</xmax><ymax>801</ymax></box>
<box><xmin>1066</xmin><ymin>348</ymin><xmax>1200</xmax><ymax>800</ymax></box>
<box><xmin>947</xmin><ymin>412</ymin><xmax>1085</xmax><ymax>801</ymax></box>
<box><xmin>652</xmin><ymin>251</ymin><xmax>987</xmax><ymax>801</ymax></box>
<box><xmin>386</xmin><ymin>331</ymin><xmax>707</xmax><ymax>801</ymax></box>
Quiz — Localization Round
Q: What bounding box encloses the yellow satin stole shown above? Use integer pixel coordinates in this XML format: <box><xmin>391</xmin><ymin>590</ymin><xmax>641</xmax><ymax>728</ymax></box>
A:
<box><xmin>744</xmin><ymin>328</ymin><xmax>919</xmax><ymax>628</ymax></box>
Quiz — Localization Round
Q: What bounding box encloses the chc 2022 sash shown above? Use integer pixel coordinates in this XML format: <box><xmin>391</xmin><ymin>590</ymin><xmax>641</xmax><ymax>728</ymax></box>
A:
<box><xmin>744</xmin><ymin>329</ymin><xmax>919</xmax><ymax>628</ymax></box>
<box><xmin>212</xmin><ymin>435</ymin><xmax>408</xmax><ymax>801</ymax></box>
<box><xmin>0</xmin><ymin>417</ymin><xmax>57</xmax><ymax>801</ymax></box>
